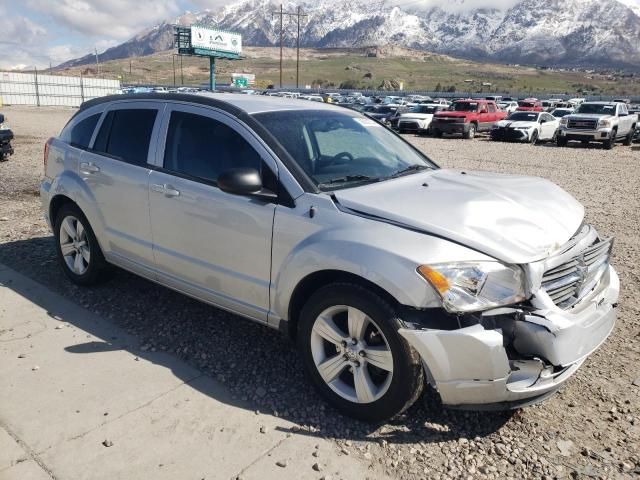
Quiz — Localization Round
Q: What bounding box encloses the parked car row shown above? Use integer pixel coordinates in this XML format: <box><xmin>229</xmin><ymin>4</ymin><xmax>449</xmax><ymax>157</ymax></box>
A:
<box><xmin>368</xmin><ymin>98</ymin><xmax>639</xmax><ymax>149</ymax></box>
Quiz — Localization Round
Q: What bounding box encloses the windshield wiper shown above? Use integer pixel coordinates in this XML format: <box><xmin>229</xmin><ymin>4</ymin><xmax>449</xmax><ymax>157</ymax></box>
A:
<box><xmin>317</xmin><ymin>174</ymin><xmax>379</xmax><ymax>188</ymax></box>
<box><xmin>388</xmin><ymin>164</ymin><xmax>430</xmax><ymax>178</ymax></box>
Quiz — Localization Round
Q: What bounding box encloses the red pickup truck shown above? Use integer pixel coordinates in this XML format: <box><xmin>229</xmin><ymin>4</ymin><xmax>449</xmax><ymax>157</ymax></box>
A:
<box><xmin>430</xmin><ymin>99</ymin><xmax>507</xmax><ymax>139</ymax></box>
<box><xmin>516</xmin><ymin>99</ymin><xmax>543</xmax><ymax>112</ymax></box>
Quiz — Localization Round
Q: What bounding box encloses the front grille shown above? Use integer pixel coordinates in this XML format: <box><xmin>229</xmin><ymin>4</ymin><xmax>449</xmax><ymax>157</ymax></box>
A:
<box><xmin>400</xmin><ymin>121</ymin><xmax>419</xmax><ymax>131</ymax></box>
<box><xmin>434</xmin><ymin>118</ymin><xmax>460</xmax><ymax>123</ymax></box>
<box><xmin>567</xmin><ymin>119</ymin><xmax>598</xmax><ymax>130</ymax></box>
<box><xmin>541</xmin><ymin>238</ymin><xmax>613</xmax><ymax>309</ymax></box>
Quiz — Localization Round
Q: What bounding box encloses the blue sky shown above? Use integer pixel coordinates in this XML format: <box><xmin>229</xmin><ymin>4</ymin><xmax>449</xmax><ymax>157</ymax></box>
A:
<box><xmin>2</xmin><ymin>0</ymin><xmax>640</xmax><ymax>70</ymax></box>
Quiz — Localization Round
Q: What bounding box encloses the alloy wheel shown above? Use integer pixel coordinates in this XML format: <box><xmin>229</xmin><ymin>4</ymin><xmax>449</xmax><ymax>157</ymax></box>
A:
<box><xmin>310</xmin><ymin>305</ymin><xmax>394</xmax><ymax>404</ymax></box>
<box><xmin>59</xmin><ymin>215</ymin><xmax>90</xmax><ymax>275</ymax></box>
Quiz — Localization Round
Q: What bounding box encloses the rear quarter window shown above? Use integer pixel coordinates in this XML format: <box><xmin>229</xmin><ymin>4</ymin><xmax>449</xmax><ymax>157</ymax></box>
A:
<box><xmin>61</xmin><ymin>113</ymin><xmax>101</xmax><ymax>150</ymax></box>
<box><xmin>93</xmin><ymin>109</ymin><xmax>157</xmax><ymax>166</ymax></box>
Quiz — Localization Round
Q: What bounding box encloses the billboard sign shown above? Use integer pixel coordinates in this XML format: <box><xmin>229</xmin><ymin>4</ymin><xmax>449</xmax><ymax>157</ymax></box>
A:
<box><xmin>232</xmin><ymin>73</ymin><xmax>255</xmax><ymax>87</ymax></box>
<box><xmin>191</xmin><ymin>26</ymin><xmax>242</xmax><ymax>55</ymax></box>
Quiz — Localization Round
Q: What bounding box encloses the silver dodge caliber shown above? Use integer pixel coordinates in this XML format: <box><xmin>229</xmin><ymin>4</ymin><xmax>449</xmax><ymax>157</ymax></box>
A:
<box><xmin>41</xmin><ymin>93</ymin><xmax>619</xmax><ymax>421</ymax></box>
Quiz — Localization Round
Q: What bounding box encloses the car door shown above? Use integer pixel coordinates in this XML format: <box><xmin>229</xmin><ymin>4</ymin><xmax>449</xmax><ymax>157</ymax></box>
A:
<box><xmin>147</xmin><ymin>104</ymin><xmax>278</xmax><ymax>322</ymax></box>
<box><xmin>80</xmin><ymin>101</ymin><xmax>162</xmax><ymax>272</ymax></box>
<box><xmin>541</xmin><ymin>113</ymin><xmax>557</xmax><ymax>139</ymax></box>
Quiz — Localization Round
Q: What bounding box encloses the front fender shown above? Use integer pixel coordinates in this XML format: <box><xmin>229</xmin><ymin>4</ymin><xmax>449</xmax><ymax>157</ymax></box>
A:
<box><xmin>269</xmin><ymin>195</ymin><xmax>496</xmax><ymax>322</ymax></box>
<box><xmin>272</xmin><ymin>233</ymin><xmax>442</xmax><ymax>320</ymax></box>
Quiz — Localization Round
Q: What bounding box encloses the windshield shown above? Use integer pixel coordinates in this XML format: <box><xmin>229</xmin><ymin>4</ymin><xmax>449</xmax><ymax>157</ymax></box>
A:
<box><xmin>576</xmin><ymin>103</ymin><xmax>616</xmax><ymax>115</ymax></box>
<box><xmin>507</xmin><ymin>112</ymin><xmax>539</xmax><ymax>122</ymax></box>
<box><xmin>450</xmin><ymin>102</ymin><xmax>478</xmax><ymax>112</ymax></box>
<box><xmin>254</xmin><ymin>110</ymin><xmax>437</xmax><ymax>191</ymax></box>
<box><xmin>410</xmin><ymin>105</ymin><xmax>437</xmax><ymax>114</ymax></box>
<box><xmin>518</xmin><ymin>102</ymin><xmax>535</xmax><ymax>107</ymax></box>
<box><xmin>374</xmin><ymin>106</ymin><xmax>395</xmax><ymax>114</ymax></box>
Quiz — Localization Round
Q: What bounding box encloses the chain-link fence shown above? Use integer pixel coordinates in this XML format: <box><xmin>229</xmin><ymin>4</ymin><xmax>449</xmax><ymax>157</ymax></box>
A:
<box><xmin>0</xmin><ymin>71</ymin><xmax>121</xmax><ymax>107</ymax></box>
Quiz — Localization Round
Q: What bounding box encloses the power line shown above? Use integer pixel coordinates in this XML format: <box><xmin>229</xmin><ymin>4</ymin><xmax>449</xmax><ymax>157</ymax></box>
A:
<box><xmin>272</xmin><ymin>4</ymin><xmax>308</xmax><ymax>88</ymax></box>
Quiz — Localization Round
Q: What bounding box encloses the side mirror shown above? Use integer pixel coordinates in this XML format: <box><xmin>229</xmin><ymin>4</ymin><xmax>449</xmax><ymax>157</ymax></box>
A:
<box><xmin>540</xmin><ymin>118</ymin><xmax>547</xmax><ymax>124</ymax></box>
<box><xmin>217</xmin><ymin>168</ymin><xmax>277</xmax><ymax>202</ymax></box>
<box><xmin>618</xmin><ymin>112</ymin><xmax>627</xmax><ymax>117</ymax></box>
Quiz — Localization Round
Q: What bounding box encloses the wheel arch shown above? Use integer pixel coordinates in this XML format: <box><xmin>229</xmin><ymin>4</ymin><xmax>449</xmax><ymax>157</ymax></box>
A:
<box><xmin>49</xmin><ymin>194</ymin><xmax>76</xmax><ymax>225</ymax></box>
<box><xmin>285</xmin><ymin>270</ymin><xmax>400</xmax><ymax>340</ymax></box>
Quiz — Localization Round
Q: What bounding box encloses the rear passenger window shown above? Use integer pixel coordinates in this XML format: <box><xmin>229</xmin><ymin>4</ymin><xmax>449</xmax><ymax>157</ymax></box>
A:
<box><xmin>62</xmin><ymin>113</ymin><xmax>101</xmax><ymax>150</ymax></box>
<box><xmin>163</xmin><ymin>111</ymin><xmax>262</xmax><ymax>183</ymax></box>
<box><xmin>488</xmin><ymin>104</ymin><xmax>496</xmax><ymax>113</ymax></box>
<box><xmin>93</xmin><ymin>109</ymin><xmax>157</xmax><ymax>166</ymax></box>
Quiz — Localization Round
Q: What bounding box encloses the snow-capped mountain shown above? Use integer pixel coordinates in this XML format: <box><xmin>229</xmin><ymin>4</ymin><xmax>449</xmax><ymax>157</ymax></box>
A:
<box><xmin>57</xmin><ymin>0</ymin><xmax>640</xmax><ymax>69</ymax></box>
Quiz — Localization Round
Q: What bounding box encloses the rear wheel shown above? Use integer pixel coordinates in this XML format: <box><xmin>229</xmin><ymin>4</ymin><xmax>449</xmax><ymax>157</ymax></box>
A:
<box><xmin>298</xmin><ymin>283</ymin><xmax>424</xmax><ymax>421</ymax></box>
<box><xmin>623</xmin><ymin>129</ymin><xmax>633</xmax><ymax>146</ymax></box>
<box><xmin>54</xmin><ymin>203</ymin><xmax>109</xmax><ymax>286</ymax></box>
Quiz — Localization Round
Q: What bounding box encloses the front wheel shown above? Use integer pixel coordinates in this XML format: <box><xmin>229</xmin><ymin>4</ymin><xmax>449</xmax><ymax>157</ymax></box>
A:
<box><xmin>464</xmin><ymin>123</ymin><xmax>476</xmax><ymax>139</ymax></box>
<box><xmin>557</xmin><ymin>136</ymin><xmax>568</xmax><ymax>147</ymax></box>
<box><xmin>623</xmin><ymin>129</ymin><xmax>633</xmax><ymax>146</ymax></box>
<box><xmin>603</xmin><ymin>131</ymin><xmax>616</xmax><ymax>150</ymax></box>
<box><xmin>298</xmin><ymin>283</ymin><xmax>424</xmax><ymax>421</ymax></box>
<box><xmin>530</xmin><ymin>130</ymin><xmax>539</xmax><ymax>144</ymax></box>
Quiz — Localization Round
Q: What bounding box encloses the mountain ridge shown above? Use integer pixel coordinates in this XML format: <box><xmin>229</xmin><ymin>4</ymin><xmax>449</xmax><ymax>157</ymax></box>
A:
<box><xmin>56</xmin><ymin>0</ymin><xmax>640</xmax><ymax>70</ymax></box>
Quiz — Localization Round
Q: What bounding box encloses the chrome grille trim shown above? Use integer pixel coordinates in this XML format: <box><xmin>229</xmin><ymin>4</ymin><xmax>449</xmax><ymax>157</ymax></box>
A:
<box><xmin>541</xmin><ymin>236</ymin><xmax>613</xmax><ymax>309</ymax></box>
<box><xmin>567</xmin><ymin>119</ymin><xmax>598</xmax><ymax>130</ymax></box>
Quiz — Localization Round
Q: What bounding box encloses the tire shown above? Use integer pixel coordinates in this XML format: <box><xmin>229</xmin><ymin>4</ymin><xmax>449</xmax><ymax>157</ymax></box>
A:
<box><xmin>623</xmin><ymin>129</ymin><xmax>633</xmax><ymax>146</ymax></box>
<box><xmin>530</xmin><ymin>130</ymin><xmax>539</xmax><ymax>144</ymax></box>
<box><xmin>464</xmin><ymin>123</ymin><xmax>476</xmax><ymax>140</ymax></box>
<box><xmin>557</xmin><ymin>136</ymin><xmax>567</xmax><ymax>147</ymax></box>
<box><xmin>603</xmin><ymin>130</ymin><xmax>616</xmax><ymax>150</ymax></box>
<box><xmin>298</xmin><ymin>283</ymin><xmax>424</xmax><ymax>422</ymax></box>
<box><xmin>551</xmin><ymin>129</ymin><xmax>559</xmax><ymax>143</ymax></box>
<box><xmin>54</xmin><ymin>203</ymin><xmax>109</xmax><ymax>286</ymax></box>
<box><xmin>433</xmin><ymin>130</ymin><xmax>443</xmax><ymax>138</ymax></box>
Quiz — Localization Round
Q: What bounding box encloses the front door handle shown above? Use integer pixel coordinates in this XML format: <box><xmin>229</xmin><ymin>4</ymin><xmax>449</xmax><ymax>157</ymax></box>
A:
<box><xmin>151</xmin><ymin>183</ymin><xmax>180</xmax><ymax>198</ymax></box>
<box><xmin>80</xmin><ymin>162</ymin><xmax>100</xmax><ymax>174</ymax></box>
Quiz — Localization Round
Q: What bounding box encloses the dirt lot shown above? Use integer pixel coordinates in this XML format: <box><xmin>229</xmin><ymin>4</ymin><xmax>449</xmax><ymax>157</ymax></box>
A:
<box><xmin>0</xmin><ymin>105</ymin><xmax>639</xmax><ymax>480</ymax></box>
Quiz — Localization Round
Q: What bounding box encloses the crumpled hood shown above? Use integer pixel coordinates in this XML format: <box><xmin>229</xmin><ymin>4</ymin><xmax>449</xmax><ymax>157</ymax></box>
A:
<box><xmin>333</xmin><ymin>169</ymin><xmax>584</xmax><ymax>264</ymax></box>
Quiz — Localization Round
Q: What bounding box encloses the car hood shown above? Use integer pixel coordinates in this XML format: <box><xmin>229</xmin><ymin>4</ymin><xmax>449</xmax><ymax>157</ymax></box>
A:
<box><xmin>400</xmin><ymin>113</ymin><xmax>433</xmax><ymax>120</ymax></box>
<box><xmin>568</xmin><ymin>113</ymin><xmax>611</xmax><ymax>119</ymax></box>
<box><xmin>434</xmin><ymin>111</ymin><xmax>471</xmax><ymax>119</ymax></box>
<box><xmin>333</xmin><ymin>169</ymin><xmax>584</xmax><ymax>264</ymax></box>
<box><xmin>495</xmin><ymin>120</ymin><xmax>536</xmax><ymax>128</ymax></box>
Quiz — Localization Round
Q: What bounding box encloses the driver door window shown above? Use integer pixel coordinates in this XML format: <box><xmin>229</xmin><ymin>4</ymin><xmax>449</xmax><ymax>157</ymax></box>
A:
<box><xmin>163</xmin><ymin>111</ymin><xmax>262</xmax><ymax>183</ymax></box>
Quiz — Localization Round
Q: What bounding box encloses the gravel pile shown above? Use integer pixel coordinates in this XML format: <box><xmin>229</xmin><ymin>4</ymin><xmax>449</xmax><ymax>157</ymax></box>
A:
<box><xmin>0</xmin><ymin>106</ymin><xmax>638</xmax><ymax>479</ymax></box>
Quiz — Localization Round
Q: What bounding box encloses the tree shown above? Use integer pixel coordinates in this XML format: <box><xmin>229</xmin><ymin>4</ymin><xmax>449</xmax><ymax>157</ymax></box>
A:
<box><xmin>447</xmin><ymin>85</ymin><xmax>456</xmax><ymax>92</ymax></box>
<box><xmin>435</xmin><ymin>82</ymin><xmax>442</xmax><ymax>92</ymax></box>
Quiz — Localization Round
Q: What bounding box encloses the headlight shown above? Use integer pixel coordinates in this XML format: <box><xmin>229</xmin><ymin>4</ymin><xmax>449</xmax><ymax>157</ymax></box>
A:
<box><xmin>515</xmin><ymin>126</ymin><xmax>531</xmax><ymax>130</ymax></box>
<box><xmin>599</xmin><ymin>119</ymin><xmax>611</xmax><ymax>127</ymax></box>
<box><xmin>560</xmin><ymin>117</ymin><xmax>568</xmax><ymax>126</ymax></box>
<box><xmin>417</xmin><ymin>262</ymin><xmax>526</xmax><ymax>313</ymax></box>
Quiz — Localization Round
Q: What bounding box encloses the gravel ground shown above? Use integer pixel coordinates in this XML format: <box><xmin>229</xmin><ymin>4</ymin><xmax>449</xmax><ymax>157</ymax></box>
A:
<box><xmin>0</xmin><ymin>105</ymin><xmax>639</xmax><ymax>480</ymax></box>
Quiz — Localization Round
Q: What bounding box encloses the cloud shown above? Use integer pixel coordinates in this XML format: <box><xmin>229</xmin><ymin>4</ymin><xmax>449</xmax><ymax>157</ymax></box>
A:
<box><xmin>25</xmin><ymin>0</ymin><xmax>184</xmax><ymax>40</ymax></box>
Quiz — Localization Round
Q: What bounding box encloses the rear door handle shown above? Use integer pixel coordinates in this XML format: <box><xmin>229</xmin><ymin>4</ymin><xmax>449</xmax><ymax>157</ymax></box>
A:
<box><xmin>80</xmin><ymin>162</ymin><xmax>100</xmax><ymax>174</ymax></box>
<box><xmin>151</xmin><ymin>183</ymin><xmax>180</xmax><ymax>198</ymax></box>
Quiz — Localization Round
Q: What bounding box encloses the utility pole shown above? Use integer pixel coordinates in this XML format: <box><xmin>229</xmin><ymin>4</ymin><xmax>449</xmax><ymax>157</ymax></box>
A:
<box><xmin>94</xmin><ymin>48</ymin><xmax>100</xmax><ymax>75</ymax></box>
<box><xmin>172</xmin><ymin>54</ymin><xmax>176</xmax><ymax>85</ymax></box>
<box><xmin>272</xmin><ymin>5</ymin><xmax>307</xmax><ymax>89</ymax></box>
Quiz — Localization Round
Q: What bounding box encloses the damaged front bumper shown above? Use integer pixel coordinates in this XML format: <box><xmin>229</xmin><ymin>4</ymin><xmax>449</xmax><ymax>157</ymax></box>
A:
<box><xmin>399</xmin><ymin>265</ymin><xmax>619</xmax><ymax>409</ymax></box>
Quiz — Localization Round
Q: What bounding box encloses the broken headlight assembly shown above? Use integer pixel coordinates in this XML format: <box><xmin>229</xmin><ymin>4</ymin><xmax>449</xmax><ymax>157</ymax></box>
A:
<box><xmin>417</xmin><ymin>262</ymin><xmax>526</xmax><ymax>313</ymax></box>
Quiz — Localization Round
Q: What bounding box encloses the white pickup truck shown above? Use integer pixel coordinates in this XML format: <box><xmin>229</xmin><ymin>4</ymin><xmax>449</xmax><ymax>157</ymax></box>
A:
<box><xmin>558</xmin><ymin>101</ymin><xmax>638</xmax><ymax>149</ymax></box>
